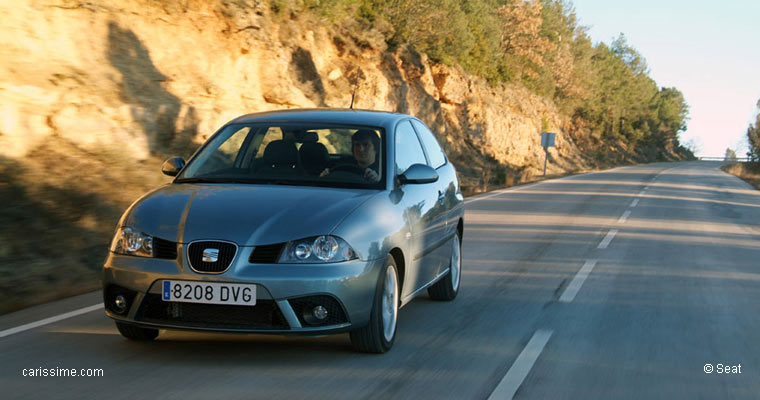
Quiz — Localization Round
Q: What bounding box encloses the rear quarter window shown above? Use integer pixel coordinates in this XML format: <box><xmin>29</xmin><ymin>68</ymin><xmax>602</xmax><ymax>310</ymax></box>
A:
<box><xmin>394</xmin><ymin>120</ymin><xmax>428</xmax><ymax>175</ymax></box>
<box><xmin>411</xmin><ymin>120</ymin><xmax>446</xmax><ymax>169</ymax></box>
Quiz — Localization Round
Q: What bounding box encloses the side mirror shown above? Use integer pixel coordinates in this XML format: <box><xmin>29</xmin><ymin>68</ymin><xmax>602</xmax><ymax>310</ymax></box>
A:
<box><xmin>398</xmin><ymin>163</ymin><xmax>439</xmax><ymax>185</ymax></box>
<box><xmin>161</xmin><ymin>157</ymin><xmax>186</xmax><ymax>176</ymax></box>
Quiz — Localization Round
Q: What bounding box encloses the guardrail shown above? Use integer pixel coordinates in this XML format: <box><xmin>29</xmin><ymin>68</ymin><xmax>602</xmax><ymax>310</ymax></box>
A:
<box><xmin>698</xmin><ymin>156</ymin><xmax>752</xmax><ymax>162</ymax></box>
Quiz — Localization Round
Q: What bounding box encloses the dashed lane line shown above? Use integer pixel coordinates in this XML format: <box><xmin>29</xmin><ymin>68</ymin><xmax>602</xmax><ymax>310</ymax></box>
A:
<box><xmin>559</xmin><ymin>260</ymin><xmax>598</xmax><ymax>303</ymax></box>
<box><xmin>487</xmin><ymin>329</ymin><xmax>554</xmax><ymax>400</ymax></box>
<box><xmin>597</xmin><ymin>229</ymin><xmax>618</xmax><ymax>249</ymax></box>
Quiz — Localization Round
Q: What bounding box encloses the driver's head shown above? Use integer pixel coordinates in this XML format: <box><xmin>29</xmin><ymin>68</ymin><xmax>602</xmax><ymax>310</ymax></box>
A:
<box><xmin>352</xmin><ymin>129</ymin><xmax>379</xmax><ymax>168</ymax></box>
<box><xmin>282</xmin><ymin>128</ymin><xmax>297</xmax><ymax>142</ymax></box>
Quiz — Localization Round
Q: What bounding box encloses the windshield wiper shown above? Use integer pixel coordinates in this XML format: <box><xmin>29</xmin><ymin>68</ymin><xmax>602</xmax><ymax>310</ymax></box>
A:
<box><xmin>175</xmin><ymin>177</ymin><xmax>375</xmax><ymax>189</ymax></box>
<box><xmin>174</xmin><ymin>177</ymin><xmax>251</xmax><ymax>184</ymax></box>
<box><xmin>265</xmin><ymin>179</ymin><xmax>332</xmax><ymax>187</ymax></box>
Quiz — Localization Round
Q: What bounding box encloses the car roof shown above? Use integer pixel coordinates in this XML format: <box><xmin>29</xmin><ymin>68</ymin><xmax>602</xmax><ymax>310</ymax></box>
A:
<box><xmin>228</xmin><ymin>108</ymin><xmax>409</xmax><ymax>127</ymax></box>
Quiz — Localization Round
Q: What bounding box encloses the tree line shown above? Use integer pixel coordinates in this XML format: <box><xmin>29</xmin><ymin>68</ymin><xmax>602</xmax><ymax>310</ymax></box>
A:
<box><xmin>277</xmin><ymin>0</ymin><xmax>691</xmax><ymax>156</ymax></box>
<box><xmin>747</xmin><ymin>99</ymin><xmax>760</xmax><ymax>162</ymax></box>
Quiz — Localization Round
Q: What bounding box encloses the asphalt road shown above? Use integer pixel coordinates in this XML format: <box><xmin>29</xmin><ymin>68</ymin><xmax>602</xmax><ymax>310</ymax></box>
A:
<box><xmin>1</xmin><ymin>161</ymin><xmax>759</xmax><ymax>399</ymax></box>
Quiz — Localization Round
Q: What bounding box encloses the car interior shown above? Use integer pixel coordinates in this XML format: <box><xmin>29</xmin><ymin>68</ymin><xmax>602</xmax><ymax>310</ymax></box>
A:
<box><xmin>187</xmin><ymin>125</ymin><xmax>383</xmax><ymax>188</ymax></box>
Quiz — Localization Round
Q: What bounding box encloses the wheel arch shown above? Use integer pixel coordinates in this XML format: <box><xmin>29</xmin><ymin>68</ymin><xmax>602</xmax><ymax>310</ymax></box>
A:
<box><xmin>389</xmin><ymin>247</ymin><xmax>405</xmax><ymax>296</ymax></box>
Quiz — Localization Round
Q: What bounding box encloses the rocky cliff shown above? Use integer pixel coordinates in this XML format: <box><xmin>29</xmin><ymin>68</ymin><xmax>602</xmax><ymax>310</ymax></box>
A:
<box><xmin>1</xmin><ymin>0</ymin><xmax>594</xmax><ymax>188</ymax></box>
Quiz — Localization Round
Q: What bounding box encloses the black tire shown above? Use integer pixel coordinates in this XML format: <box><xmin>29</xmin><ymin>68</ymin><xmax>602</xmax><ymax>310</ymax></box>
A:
<box><xmin>115</xmin><ymin>321</ymin><xmax>159</xmax><ymax>341</ymax></box>
<box><xmin>428</xmin><ymin>233</ymin><xmax>461</xmax><ymax>301</ymax></box>
<box><xmin>350</xmin><ymin>255</ymin><xmax>399</xmax><ymax>353</ymax></box>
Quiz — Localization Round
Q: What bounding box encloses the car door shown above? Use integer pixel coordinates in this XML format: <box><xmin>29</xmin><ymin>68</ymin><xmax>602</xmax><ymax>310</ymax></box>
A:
<box><xmin>394</xmin><ymin>120</ymin><xmax>441</xmax><ymax>297</ymax></box>
<box><xmin>410</xmin><ymin>119</ymin><xmax>453</xmax><ymax>277</ymax></box>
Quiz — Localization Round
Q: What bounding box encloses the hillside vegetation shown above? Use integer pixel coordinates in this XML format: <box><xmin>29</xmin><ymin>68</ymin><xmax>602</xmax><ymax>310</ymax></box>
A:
<box><xmin>0</xmin><ymin>0</ymin><xmax>691</xmax><ymax>313</ymax></box>
<box><xmin>723</xmin><ymin>98</ymin><xmax>760</xmax><ymax>189</ymax></box>
<box><xmin>296</xmin><ymin>0</ymin><xmax>691</xmax><ymax>155</ymax></box>
<box><xmin>746</xmin><ymin>98</ymin><xmax>760</xmax><ymax>162</ymax></box>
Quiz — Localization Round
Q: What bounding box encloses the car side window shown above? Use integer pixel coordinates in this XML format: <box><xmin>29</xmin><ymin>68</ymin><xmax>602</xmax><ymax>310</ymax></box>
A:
<box><xmin>411</xmin><ymin>120</ymin><xmax>446</xmax><ymax>169</ymax></box>
<box><xmin>394</xmin><ymin>120</ymin><xmax>427</xmax><ymax>175</ymax></box>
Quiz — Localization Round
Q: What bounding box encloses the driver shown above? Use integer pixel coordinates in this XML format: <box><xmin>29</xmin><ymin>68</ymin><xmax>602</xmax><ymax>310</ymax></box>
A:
<box><xmin>321</xmin><ymin>129</ymin><xmax>381</xmax><ymax>182</ymax></box>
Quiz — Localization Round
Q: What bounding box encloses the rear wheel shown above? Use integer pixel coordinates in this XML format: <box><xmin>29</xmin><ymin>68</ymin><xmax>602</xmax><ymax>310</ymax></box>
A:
<box><xmin>428</xmin><ymin>233</ymin><xmax>461</xmax><ymax>301</ymax></box>
<box><xmin>350</xmin><ymin>255</ymin><xmax>399</xmax><ymax>353</ymax></box>
<box><xmin>115</xmin><ymin>321</ymin><xmax>159</xmax><ymax>341</ymax></box>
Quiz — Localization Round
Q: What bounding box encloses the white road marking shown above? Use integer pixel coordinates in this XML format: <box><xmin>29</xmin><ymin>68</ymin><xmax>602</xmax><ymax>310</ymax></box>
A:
<box><xmin>465</xmin><ymin>168</ymin><xmax>617</xmax><ymax>205</ymax></box>
<box><xmin>597</xmin><ymin>229</ymin><xmax>618</xmax><ymax>249</ymax></box>
<box><xmin>465</xmin><ymin>190</ymin><xmax>510</xmax><ymax>205</ymax></box>
<box><xmin>559</xmin><ymin>260</ymin><xmax>598</xmax><ymax>303</ymax></box>
<box><xmin>630</xmin><ymin>198</ymin><xmax>639</xmax><ymax>208</ymax></box>
<box><xmin>561</xmin><ymin>173</ymin><xmax>588</xmax><ymax>180</ymax></box>
<box><xmin>488</xmin><ymin>329</ymin><xmax>554</xmax><ymax>400</ymax></box>
<box><xmin>0</xmin><ymin>304</ymin><xmax>103</xmax><ymax>339</ymax></box>
<box><xmin>618</xmin><ymin>210</ymin><xmax>632</xmax><ymax>223</ymax></box>
<box><xmin>464</xmin><ymin>182</ymin><xmax>540</xmax><ymax>205</ymax></box>
<box><xmin>637</xmin><ymin>190</ymin><xmax>646</xmax><ymax>196</ymax></box>
<box><xmin>465</xmin><ymin>170</ymin><xmax>598</xmax><ymax>205</ymax></box>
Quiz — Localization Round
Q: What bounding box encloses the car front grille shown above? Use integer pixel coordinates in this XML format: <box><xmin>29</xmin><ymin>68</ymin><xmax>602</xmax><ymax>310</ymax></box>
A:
<box><xmin>135</xmin><ymin>294</ymin><xmax>289</xmax><ymax>330</ymax></box>
<box><xmin>249</xmin><ymin>243</ymin><xmax>285</xmax><ymax>264</ymax></box>
<box><xmin>153</xmin><ymin>237</ymin><xmax>177</xmax><ymax>260</ymax></box>
<box><xmin>187</xmin><ymin>241</ymin><xmax>237</xmax><ymax>273</ymax></box>
<box><xmin>288</xmin><ymin>295</ymin><xmax>349</xmax><ymax>327</ymax></box>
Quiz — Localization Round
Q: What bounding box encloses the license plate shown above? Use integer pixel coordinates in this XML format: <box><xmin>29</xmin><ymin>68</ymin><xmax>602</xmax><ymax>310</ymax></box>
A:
<box><xmin>162</xmin><ymin>280</ymin><xmax>256</xmax><ymax>306</ymax></box>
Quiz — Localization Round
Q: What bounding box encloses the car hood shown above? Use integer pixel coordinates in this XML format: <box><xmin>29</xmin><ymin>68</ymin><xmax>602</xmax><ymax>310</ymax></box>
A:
<box><xmin>122</xmin><ymin>184</ymin><xmax>377</xmax><ymax>245</ymax></box>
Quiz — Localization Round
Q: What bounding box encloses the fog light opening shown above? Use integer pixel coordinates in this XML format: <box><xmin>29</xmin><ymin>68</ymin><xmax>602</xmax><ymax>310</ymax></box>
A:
<box><xmin>313</xmin><ymin>305</ymin><xmax>328</xmax><ymax>321</ymax></box>
<box><xmin>301</xmin><ymin>303</ymin><xmax>329</xmax><ymax>325</ymax></box>
<box><xmin>114</xmin><ymin>294</ymin><xmax>128</xmax><ymax>314</ymax></box>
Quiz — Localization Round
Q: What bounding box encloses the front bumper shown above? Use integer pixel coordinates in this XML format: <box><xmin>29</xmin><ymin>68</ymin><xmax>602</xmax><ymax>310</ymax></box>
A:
<box><xmin>102</xmin><ymin>249</ymin><xmax>384</xmax><ymax>334</ymax></box>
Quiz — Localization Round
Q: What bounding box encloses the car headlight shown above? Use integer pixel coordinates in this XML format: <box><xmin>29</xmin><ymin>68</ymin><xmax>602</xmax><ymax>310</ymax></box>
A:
<box><xmin>279</xmin><ymin>235</ymin><xmax>357</xmax><ymax>263</ymax></box>
<box><xmin>110</xmin><ymin>227</ymin><xmax>153</xmax><ymax>258</ymax></box>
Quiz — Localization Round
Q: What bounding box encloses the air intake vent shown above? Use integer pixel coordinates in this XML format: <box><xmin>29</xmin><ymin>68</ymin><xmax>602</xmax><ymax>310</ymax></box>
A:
<box><xmin>136</xmin><ymin>294</ymin><xmax>288</xmax><ymax>330</ymax></box>
<box><xmin>249</xmin><ymin>243</ymin><xmax>285</xmax><ymax>264</ymax></box>
<box><xmin>187</xmin><ymin>241</ymin><xmax>237</xmax><ymax>273</ymax></box>
<box><xmin>153</xmin><ymin>237</ymin><xmax>178</xmax><ymax>260</ymax></box>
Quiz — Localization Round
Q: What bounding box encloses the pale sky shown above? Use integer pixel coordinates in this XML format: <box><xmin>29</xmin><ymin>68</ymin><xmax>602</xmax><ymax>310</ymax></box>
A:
<box><xmin>571</xmin><ymin>0</ymin><xmax>760</xmax><ymax>157</ymax></box>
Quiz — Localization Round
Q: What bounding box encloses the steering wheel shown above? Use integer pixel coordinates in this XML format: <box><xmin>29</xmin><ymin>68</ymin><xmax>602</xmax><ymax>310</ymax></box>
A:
<box><xmin>329</xmin><ymin>164</ymin><xmax>366</xmax><ymax>175</ymax></box>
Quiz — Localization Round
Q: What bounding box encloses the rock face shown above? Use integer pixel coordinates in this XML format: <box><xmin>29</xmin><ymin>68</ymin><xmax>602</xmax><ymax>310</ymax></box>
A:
<box><xmin>0</xmin><ymin>0</ymin><xmax>590</xmax><ymax>188</ymax></box>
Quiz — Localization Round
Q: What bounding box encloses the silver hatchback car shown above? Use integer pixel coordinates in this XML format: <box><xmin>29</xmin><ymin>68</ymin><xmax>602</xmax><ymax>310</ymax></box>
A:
<box><xmin>103</xmin><ymin>109</ymin><xmax>464</xmax><ymax>353</ymax></box>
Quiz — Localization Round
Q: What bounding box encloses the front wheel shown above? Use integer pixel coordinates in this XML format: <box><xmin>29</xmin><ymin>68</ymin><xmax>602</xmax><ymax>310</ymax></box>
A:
<box><xmin>350</xmin><ymin>255</ymin><xmax>399</xmax><ymax>353</ymax></box>
<box><xmin>428</xmin><ymin>233</ymin><xmax>461</xmax><ymax>301</ymax></box>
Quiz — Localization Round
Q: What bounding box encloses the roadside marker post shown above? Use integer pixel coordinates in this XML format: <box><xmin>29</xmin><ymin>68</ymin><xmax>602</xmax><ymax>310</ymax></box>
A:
<box><xmin>541</xmin><ymin>132</ymin><xmax>556</xmax><ymax>176</ymax></box>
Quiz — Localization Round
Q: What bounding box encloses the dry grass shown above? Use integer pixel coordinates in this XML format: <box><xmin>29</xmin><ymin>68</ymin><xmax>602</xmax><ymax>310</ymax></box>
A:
<box><xmin>721</xmin><ymin>162</ymin><xmax>760</xmax><ymax>190</ymax></box>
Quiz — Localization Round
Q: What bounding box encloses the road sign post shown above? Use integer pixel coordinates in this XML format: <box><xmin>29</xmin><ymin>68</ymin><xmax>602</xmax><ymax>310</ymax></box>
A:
<box><xmin>541</xmin><ymin>132</ymin><xmax>556</xmax><ymax>177</ymax></box>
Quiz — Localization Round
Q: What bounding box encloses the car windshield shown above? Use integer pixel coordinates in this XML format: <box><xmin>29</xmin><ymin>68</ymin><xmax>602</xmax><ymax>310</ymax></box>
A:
<box><xmin>177</xmin><ymin>123</ymin><xmax>385</xmax><ymax>189</ymax></box>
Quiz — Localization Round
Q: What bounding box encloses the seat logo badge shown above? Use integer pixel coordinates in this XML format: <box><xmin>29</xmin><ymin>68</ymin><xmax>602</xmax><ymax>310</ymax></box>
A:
<box><xmin>202</xmin><ymin>248</ymin><xmax>219</xmax><ymax>263</ymax></box>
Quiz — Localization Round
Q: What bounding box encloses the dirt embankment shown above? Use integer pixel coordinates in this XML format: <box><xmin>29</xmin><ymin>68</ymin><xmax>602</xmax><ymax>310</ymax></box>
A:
<box><xmin>0</xmin><ymin>0</ymin><xmax>666</xmax><ymax>313</ymax></box>
<box><xmin>721</xmin><ymin>163</ymin><xmax>760</xmax><ymax>189</ymax></box>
